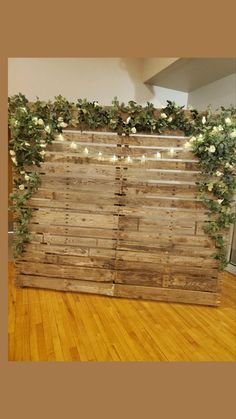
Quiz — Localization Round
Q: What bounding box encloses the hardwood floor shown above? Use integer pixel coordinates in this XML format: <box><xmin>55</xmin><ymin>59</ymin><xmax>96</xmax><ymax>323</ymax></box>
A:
<box><xmin>8</xmin><ymin>262</ymin><xmax>236</xmax><ymax>361</ymax></box>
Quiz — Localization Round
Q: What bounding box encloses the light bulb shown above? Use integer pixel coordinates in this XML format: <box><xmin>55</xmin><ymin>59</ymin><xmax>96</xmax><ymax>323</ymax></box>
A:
<box><xmin>84</xmin><ymin>147</ymin><xmax>89</xmax><ymax>154</ymax></box>
<box><xmin>156</xmin><ymin>151</ymin><xmax>161</xmax><ymax>159</ymax></box>
<box><xmin>70</xmin><ymin>142</ymin><xmax>77</xmax><ymax>150</ymax></box>
<box><xmin>111</xmin><ymin>155</ymin><xmax>118</xmax><ymax>162</ymax></box>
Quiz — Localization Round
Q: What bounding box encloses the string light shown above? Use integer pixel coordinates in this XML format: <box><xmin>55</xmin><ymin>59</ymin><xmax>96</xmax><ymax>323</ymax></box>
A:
<box><xmin>141</xmin><ymin>154</ymin><xmax>146</xmax><ymax>163</ymax></box>
<box><xmin>111</xmin><ymin>155</ymin><xmax>118</xmax><ymax>162</ymax></box>
<box><xmin>58</xmin><ymin>134</ymin><xmax>64</xmax><ymax>141</ymax></box>
<box><xmin>156</xmin><ymin>151</ymin><xmax>161</xmax><ymax>159</ymax></box>
<box><xmin>126</xmin><ymin>156</ymin><xmax>132</xmax><ymax>163</ymax></box>
<box><xmin>70</xmin><ymin>142</ymin><xmax>77</xmax><ymax>150</ymax></box>
<box><xmin>98</xmin><ymin>151</ymin><xmax>103</xmax><ymax>160</ymax></box>
<box><xmin>84</xmin><ymin>147</ymin><xmax>89</xmax><ymax>154</ymax></box>
<box><xmin>169</xmin><ymin>147</ymin><xmax>174</xmax><ymax>156</ymax></box>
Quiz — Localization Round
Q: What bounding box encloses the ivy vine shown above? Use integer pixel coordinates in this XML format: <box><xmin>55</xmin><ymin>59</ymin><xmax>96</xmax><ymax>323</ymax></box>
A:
<box><xmin>8</xmin><ymin>94</ymin><xmax>236</xmax><ymax>269</ymax></box>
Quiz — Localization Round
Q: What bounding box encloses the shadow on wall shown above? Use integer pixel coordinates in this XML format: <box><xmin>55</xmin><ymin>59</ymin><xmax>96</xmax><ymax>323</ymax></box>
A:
<box><xmin>119</xmin><ymin>58</ymin><xmax>155</xmax><ymax>104</ymax></box>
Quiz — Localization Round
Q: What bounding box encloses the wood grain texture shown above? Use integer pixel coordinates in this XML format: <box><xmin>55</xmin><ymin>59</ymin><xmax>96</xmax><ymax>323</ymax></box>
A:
<box><xmin>8</xmin><ymin>263</ymin><xmax>236</xmax><ymax>361</ymax></box>
<box><xmin>14</xmin><ymin>130</ymin><xmax>226</xmax><ymax>305</ymax></box>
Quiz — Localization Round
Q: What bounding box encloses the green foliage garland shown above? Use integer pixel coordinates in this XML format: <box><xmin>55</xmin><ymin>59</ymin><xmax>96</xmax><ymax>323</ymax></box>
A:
<box><xmin>8</xmin><ymin>94</ymin><xmax>236</xmax><ymax>269</ymax></box>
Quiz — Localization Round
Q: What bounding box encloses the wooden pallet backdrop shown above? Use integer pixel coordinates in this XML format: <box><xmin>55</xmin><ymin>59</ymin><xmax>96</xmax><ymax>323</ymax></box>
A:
<box><xmin>15</xmin><ymin>130</ymin><xmax>221</xmax><ymax>306</ymax></box>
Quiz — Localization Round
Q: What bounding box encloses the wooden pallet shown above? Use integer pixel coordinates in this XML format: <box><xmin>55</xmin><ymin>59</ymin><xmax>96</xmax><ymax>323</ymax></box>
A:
<box><xmin>15</xmin><ymin>130</ymin><xmax>221</xmax><ymax>306</ymax></box>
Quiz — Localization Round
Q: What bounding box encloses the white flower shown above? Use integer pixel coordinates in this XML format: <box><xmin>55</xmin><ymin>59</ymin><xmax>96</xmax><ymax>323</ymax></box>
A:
<box><xmin>45</xmin><ymin>125</ymin><xmax>51</xmax><ymax>133</ymax></box>
<box><xmin>94</xmin><ymin>101</ymin><xmax>99</xmax><ymax>107</ymax></box>
<box><xmin>212</xmin><ymin>126</ymin><xmax>218</xmax><ymax>134</ymax></box>
<box><xmin>225</xmin><ymin>162</ymin><xmax>234</xmax><ymax>169</ymax></box>
<box><xmin>37</xmin><ymin>118</ymin><xmax>44</xmax><ymax>125</ymax></box>
<box><xmin>202</xmin><ymin>116</ymin><xmax>206</xmax><ymax>124</ymax></box>
<box><xmin>20</xmin><ymin>170</ymin><xmax>25</xmax><ymax>175</ymax></box>
<box><xmin>197</xmin><ymin>134</ymin><xmax>204</xmax><ymax>143</ymax></box>
<box><xmin>40</xmin><ymin>150</ymin><xmax>46</xmax><ymax>156</ymax></box>
<box><xmin>131</xmin><ymin>127</ymin><xmax>137</xmax><ymax>134</ymax></box>
<box><xmin>11</xmin><ymin>157</ymin><xmax>17</xmax><ymax>165</ymax></box>
<box><xmin>218</xmin><ymin>125</ymin><xmax>224</xmax><ymax>131</ymax></box>
<box><xmin>184</xmin><ymin>141</ymin><xmax>192</xmax><ymax>149</ymax></box>
<box><xmin>40</xmin><ymin>143</ymin><xmax>47</xmax><ymax>148</ymax></box>
<box><xmin>18</xmin><ymin>184</ymin><xmax>25</xmax><ymax>190</ymax></box>
<box><xmin>225</xmin><ymin>117</ymin><xmax>232</xmax><ymax>125</ymax></box>
<box><xmin>208</xmin><ymin>145</ymin><xmax>216</xmax><ymax>153</ymax></box>
<box><xmin>58</xmin><ymin>116</ymin><xmax>64</xmax><ymax>122</ymax></box>
<box><xmin>32</xmin><ymin>116</ymin><xmax>38</xmax><ymax>123</ymax></box>
<box><xmin>32</xmin><ymin>161</ymin><xmax>35</xmax><ymax>165</ymax></box>
<box><xmin>189</xmin><ymin>136</ymin><xmax>196</xmax><ymax>143</ymax></box>
<box><xmin>24</xmin><ymin>174</ymin><xmax>30</xmax><ymax>181</ymax></box>
<box><xmin>24</xmin><ymin>142</ymin><xmax>30</xmax><ymax>147</ymax></box>
<box><xmin>217</xmin><ymin>199</ymin><xmax>224</xmax><ymax>204</ymax></box>
<box><xmin>230</xmin><ymin>129</ymin><xmax>236</xmax><ymax>138</ymax></box>
<box><xmin>9</xmin><ymin>150</ymin><xmax>15</xmax><ymax>156</ymax></box>
<box><xmin>208</xmin><ymin>183</ymin><xmax>214</xmax><ymax>191</ymax></box>
<box><xmin>59</xmin><ymin>122</ymin><xmax>68</xmax><ymax>128</ymax></box>
<box><xmin>160</xmin><ymin>113</ymin><xmax>167</xmax><ymax>119</ymax></box>
<box><xmin>215</xmin><ymin>171</ymin><xmax>223</xmax><ymax>177</ymax></box>
<box><xmin>126</xmin><ymin>116</ymin><xmax>131</xmax><ymax>124</ymax></box>
<box><xmin>167</xmin><ymin>116</ymin><xmax>173</xmax><ymax>123</ymax></box>
<box><xmin>14</xmin><ymin>120</ymin><xmax>18</xmax><ymax>127</ymax></box>
<box><xmin>70</xmin><ymin>142</ymin><xmax>77</xmax><ymax>150</ymax></box>
<box><xmin>188</xmin><ymin>104</ymin><xmax>193</xmax><ymax>110</ymax></box>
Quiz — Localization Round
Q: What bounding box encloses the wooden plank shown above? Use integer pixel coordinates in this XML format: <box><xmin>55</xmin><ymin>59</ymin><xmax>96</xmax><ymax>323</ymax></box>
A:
<box><xmin>114</xmin><ymin>284</ymin><xmax>219</xmax><ymax>306</ymax></box>
<box><xmin>15</xmin><ymin>262</ymin><xmax>115</xmax><ymax>282</ymax></box>
<box><xmin>17</xmin><ymin>275</ymin><xmax>115</xmax><ymax>296</ymax></box>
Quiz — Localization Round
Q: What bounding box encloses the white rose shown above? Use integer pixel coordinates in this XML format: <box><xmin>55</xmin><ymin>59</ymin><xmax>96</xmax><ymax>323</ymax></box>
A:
<box><xmin>215</xmin><ymin>171</ymin><xmax>223</xmax><ymax>177</ymax></box>
<box><xmin>160</xmin><ymin>113</ymin><xmax>167</xmax><ymax>119</ymax></box>
<box><xmin>230</xmin><ymin>129</ymin><xmax>236</xmax><ymax>138</ymax></box>
<box><xmin>59</xmin><ymin>122</ymin><xmax>68</xmax><ymax>128</ymax></box>
<box><xmin>70</xmin><ymin>142</ymin><xmax>77</xmax><ymax>149</ymax></box>
<box><xmin>20</xmin><ymin>170</ymin><xmax>25</xmax><ymax>175</ymax></box>
<box><xmin>10</xmin><ymin>150</ymin><xmax>15</xmax><ymax>156</ymax></box>
<box><xmin>11</xmin><ymin>157</ymin><xmax>17</xmax><ymax>165</ymax></box>
<box><xmin>202</xmin><ymin>116</ymin><xmax>206</xmax><ymax>124</ymax></box>
<box><xmin>218</xmin><ymin>125</ymin><xmax>224</xmax><ymax>131</ymax></box>
<box><xmin>225</xmin><ymin>117</ymin><xmax>232</xmax><ymax>125</ymax></box>
<box><xmin>131</xmin><ymin>127</ymin><xmax>137</xmax><ymax>134</ymax></box>
<box><xmin>126</xmin><ymin>116</ymin><xmax>131</xmax><ymax>124</ymax></box>
<box><xmin>37</xmin><ymin>118</ymin><xmax>44</xmax><ymax>125</ymax></box>
<box><xmin>24</xmin><ymin>174</ymin><xmax>30</xmax><ymax>181</ymax></box>
<box><xmin>32</xmin><ymin>116</ymin><xmax>38</xmax><ymax>123</ymax></box>
<box><xmin>18</xmin><ymin>184</ymin><xmax>25</xmax><ymax>190</ymax></box>
<box><xmin>208</xmin><ymin>145</ymin><xmax>216</xmax><ymax>153</ymax></box>
<box><xmin>217</xmin><ymin>199</ymin><xmax>224</xmax><ymax>204</ymax></box>
<box><xmin>197</xmin><ymin>134</ymin><xmax>204</xmax><ymax>143</ymax></box>
<box><xmin>184</xmin><ymin>141</ymin><xmax>192</xmax><ymax>149</ymax></box>
<box><xmin>167</xmin><ymin>116</ymin><xmax>173</xmax><ymax>122</ymax></box>
<box><xmin>45</xmin><ymin>125</ymin><xmax>51</xmax><ymax>133</ymax></box>
<box><xmin>58</xmin><ymin>116</ymin><xmax>63</xmax><ymax>122</ymax></box>
<box><xmin>225</xmin><ymin>162</ymin><xmax>234</xmax><ymax>169</ymax></box>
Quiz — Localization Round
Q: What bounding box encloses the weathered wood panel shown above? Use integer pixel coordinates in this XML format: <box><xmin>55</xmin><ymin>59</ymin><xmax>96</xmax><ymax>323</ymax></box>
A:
<box><xmin>15</xmin><ymin>130</ymin><xmax>221</xmax><ymax>306</ymax></box>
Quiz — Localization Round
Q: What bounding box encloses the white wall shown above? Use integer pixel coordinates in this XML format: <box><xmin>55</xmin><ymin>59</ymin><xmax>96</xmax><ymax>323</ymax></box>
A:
<box><xmin>188</xmin><ymin>73</ymin><xmax>236</xmax><ymax>111</ymax></box>
<box><xmin>8</xmin><ymin>58</ymin><xmax>188</xmax><ymax>107</ymax></box>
